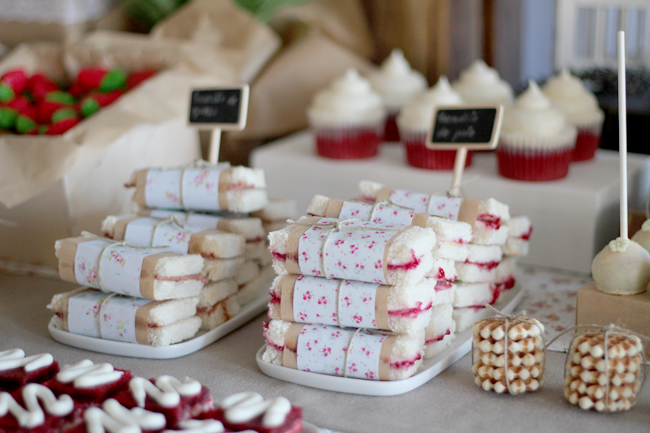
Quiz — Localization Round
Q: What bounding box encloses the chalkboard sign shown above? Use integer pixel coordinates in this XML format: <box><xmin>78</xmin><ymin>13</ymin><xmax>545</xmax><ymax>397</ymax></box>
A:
<box><xmin>188</xmin><ymin>85</ymin><xmax>249</xmax><ymax>130</ymax></box>
<box><xmin>425</xmin><ymin>105</ymin><xmax>503</xmax><ymax>150</ymax></box>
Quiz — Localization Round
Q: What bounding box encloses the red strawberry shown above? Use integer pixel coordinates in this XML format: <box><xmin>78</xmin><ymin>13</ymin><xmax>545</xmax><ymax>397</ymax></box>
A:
<box><xmin>0</xmin><ymin>69</ymin><xmax>28</xmax><ymax>102</ymax></box>
<box><xmin>75</xmin><ymin>68</ymin><xmax>126</xmax><ymax>93</ymax></box>
<box><xmin>126</xmin><ymin>69</ymin><xmax>156</xmax><ymax>89</ymax></box>
<box><xmin>27</xmin><ymin>72</ymin><xmax>60</xmax><ymax>103</ymax></box>
<box><xmin>38</xmin><ymin>91</ymin><xmax>75</xmax><ymax>124</ymax></box>
<box><xmin>15</xmin><ymin>105</ymin><xmax>39</xmax><ymax>134</ymax></box>
<box><xmin>80</xmin><ymin>90</ymin><xmax>124</xmax><ymax>117</ymax></box>
<box><xmin>42</xmin><ymin>117</ymin><xmax>80</xmax><ymax>135</ymax></box>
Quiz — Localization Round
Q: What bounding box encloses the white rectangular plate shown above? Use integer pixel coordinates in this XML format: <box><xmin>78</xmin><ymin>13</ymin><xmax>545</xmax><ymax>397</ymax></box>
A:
<box><xmin>48</xmin><ymin>293</ymin><xmax>271</xmax><ymax>359</ymax></box>
<box><xmin>256</xmin><ymin>285</ymin><xmax>524</xmax><ymax>396</ymax></box>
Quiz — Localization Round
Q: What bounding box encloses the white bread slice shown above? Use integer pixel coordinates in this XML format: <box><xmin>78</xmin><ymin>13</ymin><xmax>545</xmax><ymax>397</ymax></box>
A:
<box><xmin>197</xmin><ymin>295</ymin><xmax>240</xmax><ymax>330</ymax></box>
<box><xmin>433</xmin><ymin>281</ymin><xmax>456</xmax><ymax>305</ymax></box>
<box><xmin>149</xmin><ymin>316</ymin><xmax>202</xmax><ymax>347</ymax></box>
<box><xmin>237</xmin><ymin>266</ymin><xmax>275</xmax><ymax>306</ymax></box>
<box><xmin>234</xmin><ymin>260</ymin><xmax>261</xmax><ymax>285</ymax></box>
<box><xmin>426</xmin><ymin>258</ymin><xmax>457</xmax><ymax>281</ymax></box>
<box><xmin>425</xmin><ymin>332</ymin><xmax>456</xmax><ymax>358</ymax></box>
<box><xmin>435</xmin><ymin>241</ymin><xmax>469</xmax><ymax>262</ymax></box>
<box><xmin>199</xmin><ymin>278</ymin><xmax>238</xmax><ymax>308</ymax></box>
<box><xmin>454</xmin><ymin>282</ymin><xmax>497</xmax><ymax>307</ymax></box>
<box><xmin>202</xmin><ymin>256</ymin><xmax>245</xmax><ymax>281</ymax></box>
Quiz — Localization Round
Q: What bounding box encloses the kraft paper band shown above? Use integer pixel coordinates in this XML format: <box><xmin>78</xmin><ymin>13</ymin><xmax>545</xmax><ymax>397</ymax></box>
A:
<box><xmin>458</xmin><ymin>199</ymin><xmax>481</xmax><ymax>226</ymax></box>
<box><xmin>217</xmin><ymin>169</ymin><xmax>230</xmax><ymax>210</ymax></box>
<box><xmin>283</xmin><ymin>323</ymin><xmax>305</xmax><ymax>369</ymax></box>
<box><xmin>285</xmin><ymin>224</ymin><xmax>312</xmax><ymax>275</ymax></box>
<box><xmin>324</xmin><ymin>199</ymin><xmax>344</xmax><ymax>218</ymax></box>
<box><xmin>112</xmin><ymin>216</ymin><xmax>139</xmax><ymax>241</ymax></box>
<box><xmin>187</xmin><ymin>229</ymin><xmax>225</xmax><ymax>255</ymax></box>
<box><xmin>376</xmin><ymin>187</ymin><xmax>392</xmax><ymax>203</ymax></box>
<box><xmin>139</xmin><ymin>252</ymin><xmax>178</xmax><ymax>300</ymax></box>
<box><xmin>134</xmin><ymin>300</ymin><xmax>160</xmax><ymax>345</ymax></box>
<box><xmin>59</xmin><ymin>287</ymin><xmax>92</xmax><ymax>332</ymax></box>
<box><xmin>216</xmin><ymin>219</ymin><xmax>233</xmax><ymax>232</ymax></box>
<box><xmin>374</xmin><ymin>285</ymin><xmax>391</xmax><ymax>330</ymax></box>
<box><xmin>133</xmin><ymin>170</ymin><xmax>148</xmax><ymax>208</ymax></box>
<box><xmin>378</xmin><ymin>335</ymin><xmax>396</xmax><ymax>381</ymax></box>
<box><xmin>58</xmin><ymin>238</ymin><xmax>95</xmax><ymax>283</ymax></box>
<box><xmin>280</xmin><ymin>275</ymin><xmax>299</xmax><ymax>322</ymax></box>
<box><xmin>411</xmin><ymin>213</ymin><xmax>431</xmax><ymax>228</ymax></box>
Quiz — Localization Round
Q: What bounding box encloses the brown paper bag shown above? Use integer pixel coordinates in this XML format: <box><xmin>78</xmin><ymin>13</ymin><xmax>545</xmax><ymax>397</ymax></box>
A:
<box><xmin>227</xmin><ymin>30</ymin><xmax>375</xmax><ymax>141</ymax></box>
<box><xmin>150</xmin><ymin>0</ymin><xmax>281</xmax><ymax>83</ymax></box>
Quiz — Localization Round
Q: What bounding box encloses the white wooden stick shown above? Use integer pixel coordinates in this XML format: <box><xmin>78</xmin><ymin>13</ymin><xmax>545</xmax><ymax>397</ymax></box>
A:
<box><xmin>618</xmin><ymin>31</ymin><xmax>628</xmax><ymax>239</ymax></box>
<box><xmin>208</xmin><ymin>128</ymin><xmax>222</xmax><ymax>165</ymax></box>
<box><xmin>449</xmin><ymin>147</ymin><xmax>468</xmax><ymax>197</ymax></box>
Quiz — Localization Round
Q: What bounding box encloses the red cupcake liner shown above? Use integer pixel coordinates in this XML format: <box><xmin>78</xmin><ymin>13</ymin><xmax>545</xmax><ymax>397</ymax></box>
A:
<box><xmin>497</xmin><ymin>144</ymin><xmax>573</xmax><ymax>181</ymax></box>
<box><xmin>314</xmin><ymin>127</ymin><xmax>382</xmax><ymax>159</ymax></box>
<box><xmin>404</xmin><ymin>139</ymin><xmax>472</xmax><ymax>170</ymax></box>
<box><xmin>383</xmin><ymin>113</ymin><xmax>400</xmax><ymax>142</ymax></box>
<box><xmin>572</xmin><ymin>129</ymin><xmax>601</xmax><ymax>161</ymax></box>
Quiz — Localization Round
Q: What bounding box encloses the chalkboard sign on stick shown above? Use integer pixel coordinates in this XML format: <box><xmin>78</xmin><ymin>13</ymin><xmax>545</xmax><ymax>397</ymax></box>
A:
<box><xmin>425</xmin><ymin>105</ymin><xmax>503</xmax><ymax>150</ymax></box>
<box><xmin>187</xmin><ymin>85</ymin><xmax>250</xmax><ymax>164</ymax></box>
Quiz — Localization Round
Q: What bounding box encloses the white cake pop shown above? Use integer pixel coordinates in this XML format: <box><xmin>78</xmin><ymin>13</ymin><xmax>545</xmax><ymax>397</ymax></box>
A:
<box><xmin>591</xmin><ymin>237</ymin><xmax>650</xmax><ymax>295</ymax></box>
<box><xmin>631</xmin><ymin>219</ymin><xmax>650</xmax><ymax>252</ymax></box>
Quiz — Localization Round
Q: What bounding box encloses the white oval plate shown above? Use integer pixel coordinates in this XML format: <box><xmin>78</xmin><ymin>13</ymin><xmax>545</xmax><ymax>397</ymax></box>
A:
<box><xmin>256</xmin><ymin>285</ymin><xmax>525</xmax><ymax>396</ymax></box>
<box><xmin>49</xmin><ymin>293</ymin><xmax>270</xmax><ymax>359</ymax></box>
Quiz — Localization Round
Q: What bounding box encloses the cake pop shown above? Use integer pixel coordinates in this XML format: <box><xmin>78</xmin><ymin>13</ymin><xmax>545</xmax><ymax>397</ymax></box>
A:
<box><xmin>631</xmin><ymin>219</ymin><xmax>650</xmax><ymax>252</ymax></box>
<box><xmin>591</xmin><ymin>237</ymin><xmax>650</xmax><ymax>295</ymax></box>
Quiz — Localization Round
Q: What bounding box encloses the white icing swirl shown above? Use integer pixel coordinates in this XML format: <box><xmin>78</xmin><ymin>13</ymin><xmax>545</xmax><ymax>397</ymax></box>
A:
<box><xmin>0</xmin><ymin>350</ymin><xmax>54</xmax><ymax>372</ymax></box>
<box><xmin>368</xmin><ymin>49</ymin><xmax>428</xmax><ymax>110</ymax></box>
<box><xmin>609</xmin><ymin>237</ymin><xmax>630</xmax><ymax>252</ymax></box>
<box><xmin>500</xmin><ymin>80</ymin><xmax>577</xmax><ymax>146</ymax></box>
<box><xmin>308</xmin><ymin>69</ymin><xmax>385</xmax><ymax>127</ymax></box>
<box><xmin>57</xmin><ymin>359</ymin><xmax>123</xmax><ymax>388</ymax></box>
<box><xmin>397</xmin><ymin>76</ymin><xmax>464</xmax><ymax>131</ymax></box>
<box><xmin>84</xmin><ymin>399</ymin><xmax>166</xmax><ymax>433</ymax></box>
<box><xmin>542</xmin><ymin>69</ymin><xmax>604</xmax><ymax>127</ymax></box>
<box><xmin>452</xmin><ymin>59</ymin><xmax>514</xmax><ymax>105</ymax></box>
<box><xmin>163</xmin><ymin>419</ymin><xmax>225</xmax><ymax>433</ymax></box>
<box><xmin>0</xmin><ymin>384</ymin><xmax>73</xmax><ymax>428</ymax></box>
<box><xmin>129</xmin><ymin>375</ymin><xmax>201</xmax><ymax>408</ymax></box>
<box><xmin>221</xmin><ymin>392</ymin><xmax>291</xmax><ymax>428</ymax></box>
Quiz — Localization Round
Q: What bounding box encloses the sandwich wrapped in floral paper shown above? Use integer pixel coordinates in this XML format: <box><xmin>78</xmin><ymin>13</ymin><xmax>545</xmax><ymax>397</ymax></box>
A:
<box><xmin>55</xmin><ymin>234</ymin><xmax>207</xmax><ymax>300</ymax></box>
<box><xmin>262</xmin><ymin>320</ymin><xmax>424</xmax><ymax>381</ymax></box>
<box><xmin>267</xmin><ymin>275</ymin><xmax>435</xmax><ymax>334</ymax></box>
<box><xmin>268</xmin><ymin>217</ymin><xmax>436</xmax><ymax>286</ymax></box>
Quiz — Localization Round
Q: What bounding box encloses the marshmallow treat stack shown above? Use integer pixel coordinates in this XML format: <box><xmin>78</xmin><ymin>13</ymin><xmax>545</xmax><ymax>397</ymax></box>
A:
<box><xmin>358</xmin><ymin>181</ymin><xmax>532</xmax><ymax>334</ymax></box>
<box><xmin>0</xmin><ymin>348</ymin><xmax>303</xmax><ymax>432</ymax></box>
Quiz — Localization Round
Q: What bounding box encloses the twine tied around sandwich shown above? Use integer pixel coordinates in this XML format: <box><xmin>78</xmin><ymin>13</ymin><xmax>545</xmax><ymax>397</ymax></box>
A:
<box><xmin>546</xmin><ymin>324</ymin><xmax>649</xmax><ymax>411</ymax></box>
<box><xmin>339</xmin><ymin>326</ymin><xmax>393</xmax><ymax>379</ymax></box>
<box><xmin>97</xmin><ymin>293</ymin><xmax>118</xmax><ymax>339</ymax></box>
<box><xmin>477</xmin><ymin>303</ymin><xmax>547</xmax><ymax>395</ymax></box>
<box><xmin>80</xmin><ymin>231</ymin><xmax>169</xmax><ymax>293</ymax></box>
<box><xmin>149</xmin><ymin>215</ymin><xmax>188</xmax><ymax>247</ymax></box>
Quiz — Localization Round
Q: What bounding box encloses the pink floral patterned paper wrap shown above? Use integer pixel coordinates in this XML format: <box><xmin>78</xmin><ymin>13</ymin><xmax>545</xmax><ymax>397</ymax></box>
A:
<box><xmin>375</xmin><ymin>187</ymin><xmax>462</xmax><ymax>220</ymax></box>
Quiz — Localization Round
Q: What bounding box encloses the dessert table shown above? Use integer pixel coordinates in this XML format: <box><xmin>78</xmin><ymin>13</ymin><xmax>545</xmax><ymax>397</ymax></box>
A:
<box><xmin>1</xmin><ymin>266</ymin><xmax>649</xmax><ymax>433</ymax></box>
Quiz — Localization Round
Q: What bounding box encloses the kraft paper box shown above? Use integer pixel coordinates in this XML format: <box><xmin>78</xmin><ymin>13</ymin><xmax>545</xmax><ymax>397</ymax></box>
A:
<box><xmin>0</xmin><ymin>41</ymin><xmax>232</xmax><ymax>269</ymax></box>
<box><xmin>576</xmin><ymin>282</ymin><xmax>650</xmax><ymax>355</ymax></box>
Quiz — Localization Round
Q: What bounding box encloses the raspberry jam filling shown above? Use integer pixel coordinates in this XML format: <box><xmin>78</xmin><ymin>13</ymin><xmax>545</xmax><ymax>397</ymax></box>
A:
<box><xmin>390</xmin><ymin>354</ymin><xmax>422</xmax><ymax>370</ymax></box>
<box><xmin>425</xmin><ymin>329</ymin><xmax>451</xmax><ymax>345</ymax></box>
<box><xmin>246</xmin><ymin>237</ymin><xmax>265</xmax><ymax>243</ymax></box>
<box><xmin>155</xmin><ymin>274</ymin><xmax>209</xmax><ymax>284</ymax></box>
<box><xmin>489</xmin><ymin>284</ymin><xmax>503</xmax><ymax>304</ymax></box>
<box><xmin>463</xmin><ymin>260</ymin><xmax>500</xmax><ymax>271</ymax></box>
<box><xmin>226</xmin><ymin>182</ymin><xmax>255</xmax><ymax>191</ymax></box>
<box><xmin>434</xmin><ymin>281</ymin><xmax>453</xmax><ymax>292</ymax></box>
<box><xmin>386</xmin><ymin>250</ymin><xmax>422</xmax><ymax>271</ymax></box>
<box><xmin>271</xmin><ymin>251</ymin><xmax>287</xmax><ymax>262</ymax></box>
<box><xmin>477</xmin><ymin>213</ymin><xmax>501</xmax><ymax>229</ymax></box>
<box><xmin>265</xmin><ymin>341</ymin><xmax>285</xmax><ymax>353</ymax></box>
<box><xmin>388</xmin><ymin>301</ymin><xmax>433</xmax><ymax>318</ymax></box>
<box><xmin>519</xmin><ymin>226</ymin><xmax>533</xmax><ymax>240</ymax></box>
<box><xmin>499</xmin><ymin>276</ymin><xmax>516</xmax><ymax>290</ymax></box>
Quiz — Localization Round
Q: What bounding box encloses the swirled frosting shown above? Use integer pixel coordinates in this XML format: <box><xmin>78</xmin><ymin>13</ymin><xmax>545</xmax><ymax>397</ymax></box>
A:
<box><xmin>368</xmin><ymin>49</ymin><xmax>428</xmax><ymax>111</ymax></box>
<box><xmin>308</xmin><ymin>69</ymin><xmax>385</xmax><ymax>127</ymax></box>
<box><xmin>397</xmin><ymin>76</ymin><xmax>464</xmax><ymax>131</ymax></box>
<box><xmin>542</xmin><ymin>69</ymin><xmax>604</xmax><ymax>126</ymax></box>
<box><xmin>452</xmin><ymin>60</ymin><xmax>514</xmax><ymax>105</ymax></box>
<box><xmin>501</xmin><ymin>80</ymin><xmax>577</xmax><ymax>147</ymax></box>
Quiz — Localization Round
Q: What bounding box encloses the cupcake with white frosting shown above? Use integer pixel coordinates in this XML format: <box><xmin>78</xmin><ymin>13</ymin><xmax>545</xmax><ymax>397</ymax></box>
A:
<box><xmin>368</xmin><ymin>49</ymin><xmax>427</xmax><ymax>142</ymax></box>
<box><xmin>497</xmin><ymin>80</ymin><xmax>577</xmax><ymax>181</ymax></box>
<box><xmin>397</xmin><ymin>76</ymin><xmax>472</xmax><ymax>170</ymax></box>
<box><xmin>452</xmin><ymin>60</ymin><xmax>514</xmax><ymax>105</ymax></box>
<box><xmin>308</xmin><ymin>68</ymin><xmax>385</xmax><ymax>159</ymax></box>
<box><xmin>542</xmin><ymin>69</ymin><xmax>604</xmax><ymax>161</ymax></box>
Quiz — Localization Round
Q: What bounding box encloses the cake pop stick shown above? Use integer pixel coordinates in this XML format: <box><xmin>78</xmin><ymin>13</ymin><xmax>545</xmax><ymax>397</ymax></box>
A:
<box><xmin>619</xmin><ymin>31</ymin><xmax>628</xmax><ymax>240</ymax></box>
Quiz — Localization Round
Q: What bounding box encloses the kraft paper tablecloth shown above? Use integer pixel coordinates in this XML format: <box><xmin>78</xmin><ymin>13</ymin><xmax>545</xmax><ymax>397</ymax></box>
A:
<box><xmin>1</xmin><ymin>269</ymin><xmax>649</xmax><ymax>433</ymax></box>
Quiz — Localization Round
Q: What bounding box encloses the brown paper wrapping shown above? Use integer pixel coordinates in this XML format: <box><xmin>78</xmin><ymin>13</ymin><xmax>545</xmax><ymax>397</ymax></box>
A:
<box><xmin>410</xmin><ymin>213</ymin><xmax>431</xmax><ymax>228</ymax></box>
<box><xmin>56</xmin><ymin>286</ymin><xmax>162</xmax><ymax>345</ymax></box>
<box><xmin>277</xmin><ymin>274</ymin><xmax>391</xmax><ymax>331</ymax></box>
<box><xmin>139</xmin><ymin>252</ymin><xmax>177</xmax><ymax>300</ymax></box>
<box><xmin>375</xmin><ymin>187</ymin><xmax>393</xmax><ymax>203</ymax></box>
<box><xmin>187</xmin><ymin>229</ymin><xmax>226</xmax><ymax>254</ymax></box>
<box><xmin>111</xmin><ymin>216</ymin><xmax>139</xmax><ymax>240</ymax></box>
<box><xmin>282</xmin><ymin>322</ymin><xmax>395</xmax><ymax>380</ymax></box>
<box><xmin>324</xmin><ymin>199</ymin><xmax>344</xmax><ymax>218</ymax></box>
<box><xmin>458</xmin><ymin>199</ymin><xmax>481</xmax><ymax>228</ymax></box>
